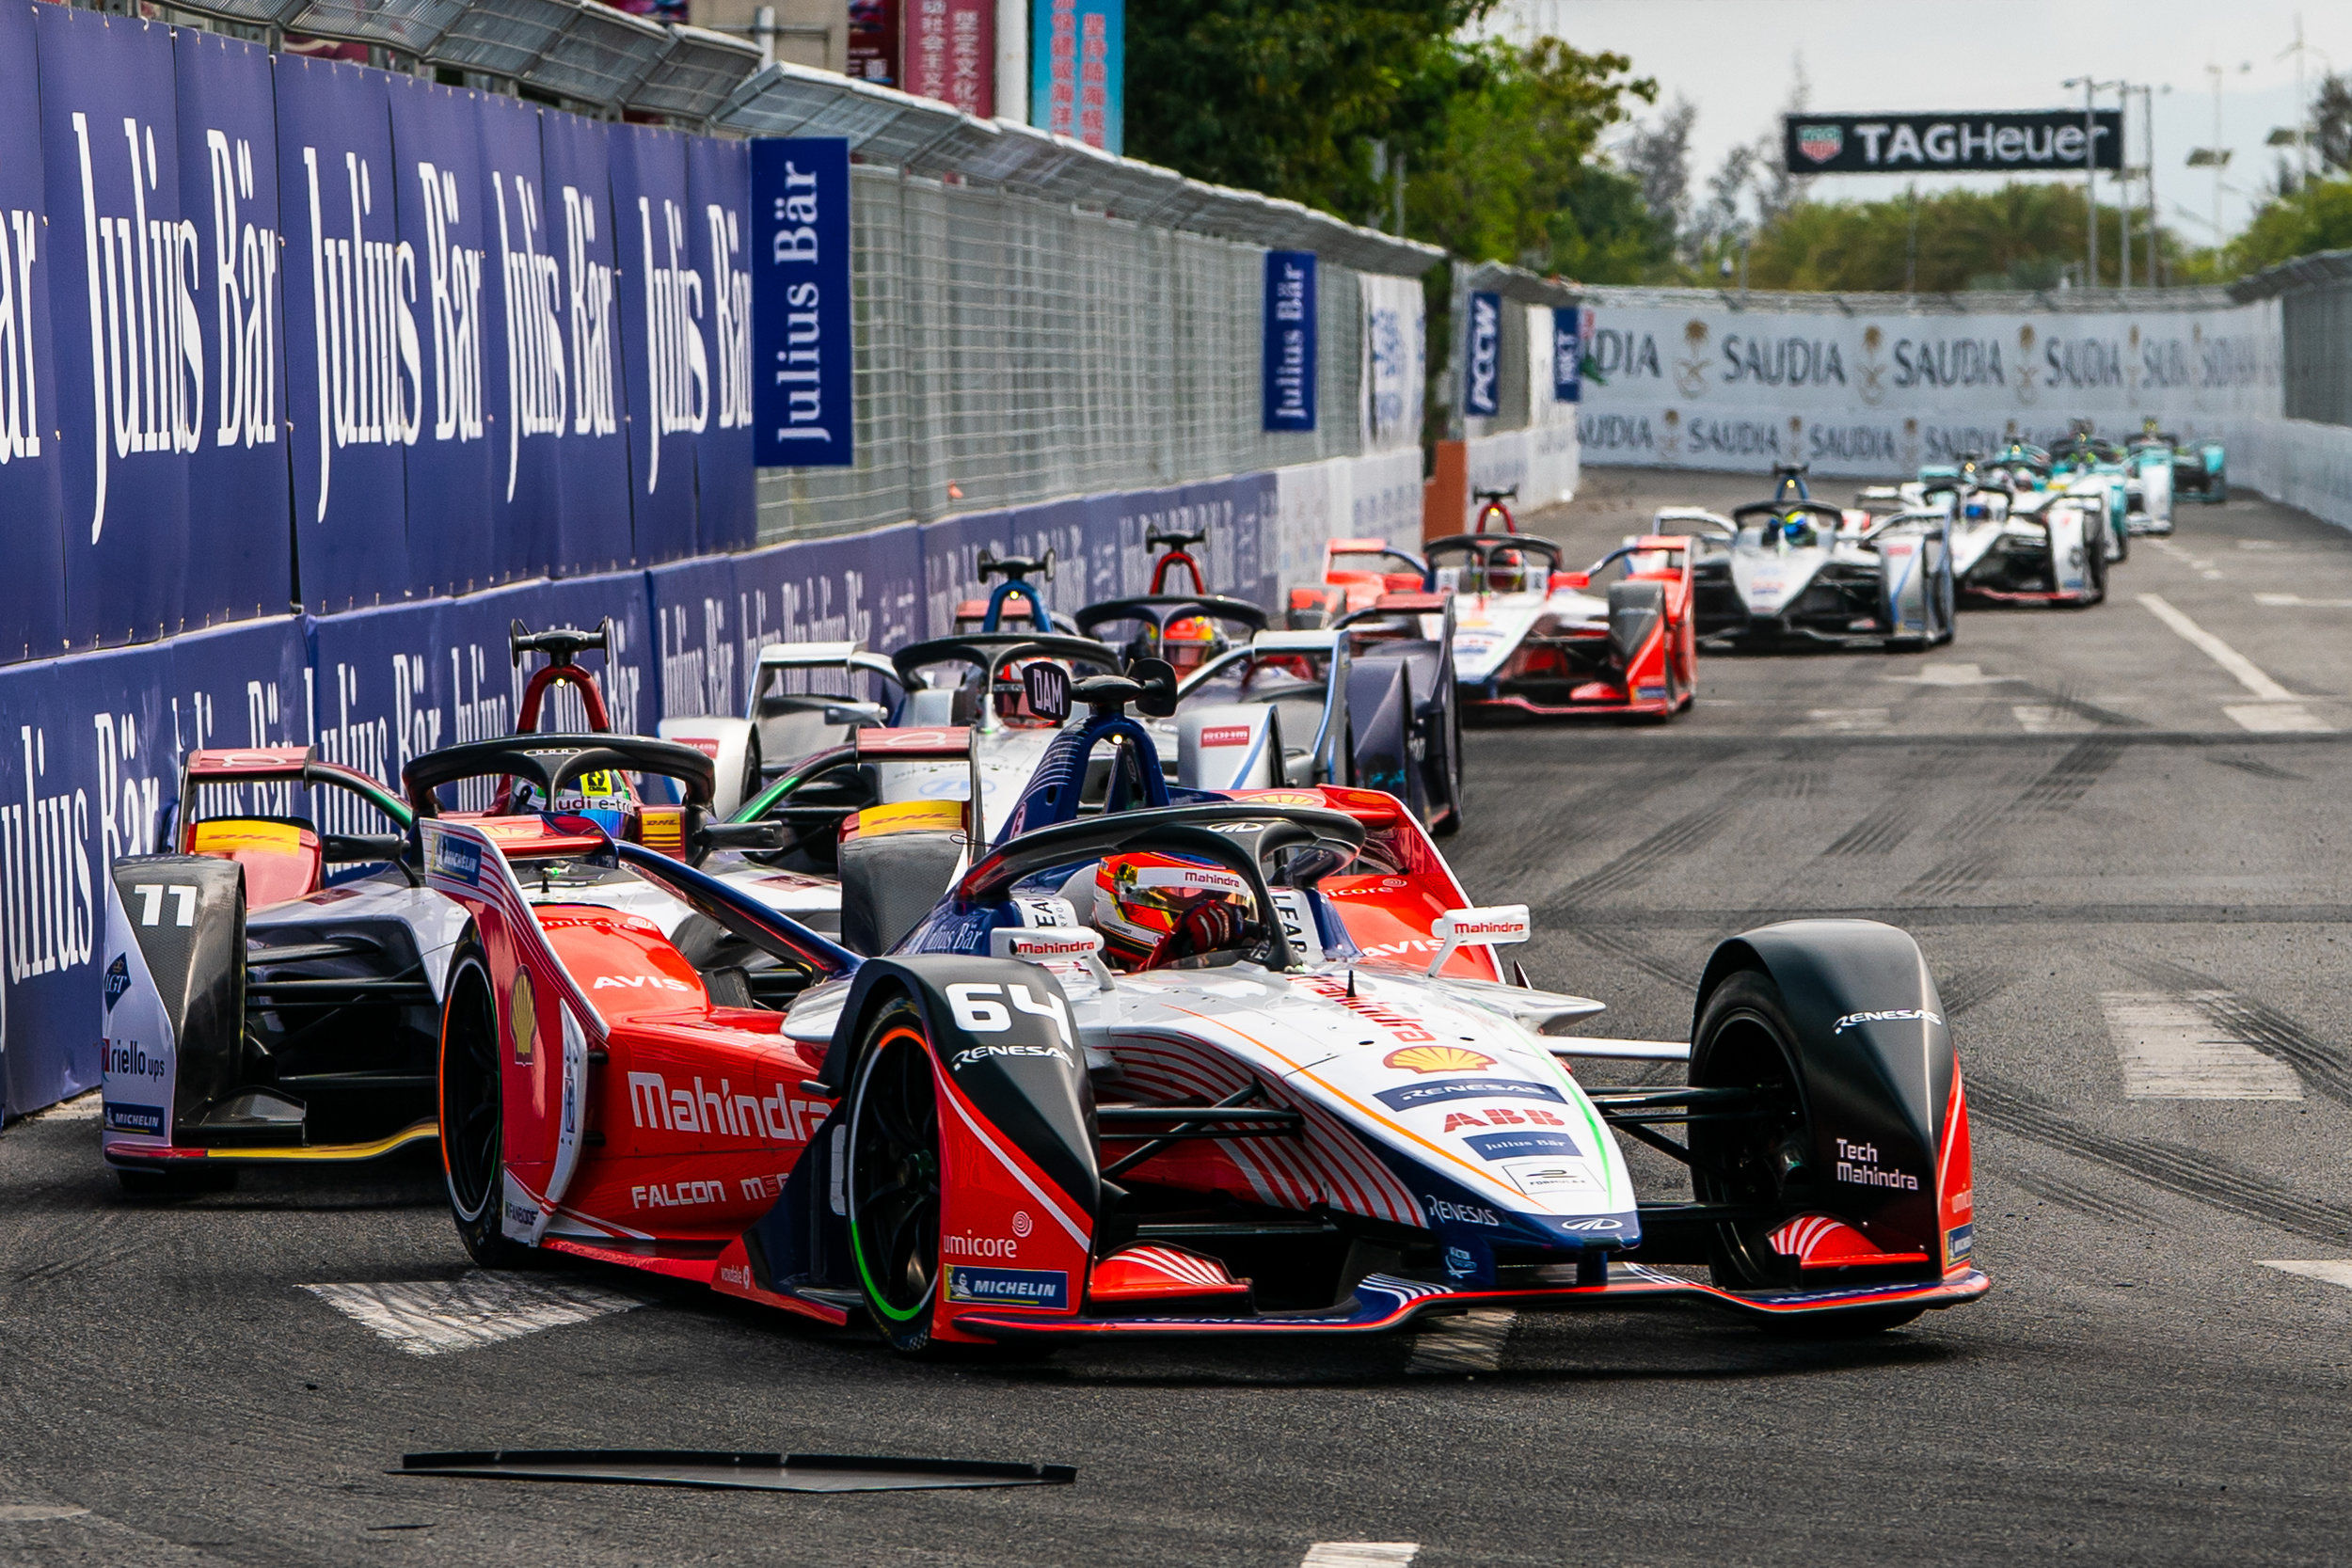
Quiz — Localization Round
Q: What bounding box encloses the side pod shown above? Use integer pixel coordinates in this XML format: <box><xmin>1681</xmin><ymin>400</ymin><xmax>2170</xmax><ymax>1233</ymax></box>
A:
<box><xmin>1694</xmin><ymin>919</ymin><xmax>1960</xmax><ymax>1267</ymax></box>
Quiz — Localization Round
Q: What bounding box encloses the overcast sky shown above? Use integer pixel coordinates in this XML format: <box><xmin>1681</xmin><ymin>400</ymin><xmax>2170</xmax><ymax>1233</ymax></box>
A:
<box><xmin>1483</xmin><ymin>0</ymin><xmax>2347</xmax><ymax>242</ymax></box>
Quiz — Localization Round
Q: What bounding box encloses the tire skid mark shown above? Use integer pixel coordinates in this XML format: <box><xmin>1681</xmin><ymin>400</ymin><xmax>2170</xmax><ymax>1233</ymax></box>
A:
<box><xmin>1935</xmin><ymin>965</ymin><xmax>2015</xmax><ymax>1019</ymax></box>
<box><xmin>1901</xmin><ymin>739</ymin><xmax>2126</xmax><ymax>898</ymax></box>
<box><xmin>2024</xmin><ymin>678</ymin><xmax>2146</xmax><ymax>731</ymax></box>
<box><xmin>1566</xmin><ymin>922</ymin><xmax>1692</xmax><ymax>989</ymax></box>
<box><xmin>2123</xmin><ymin>957</ymin><xmax>2352</xmax><ymax>1107</ymax></box>
<box><xmin>1551</xmin><ymin>795</ymin><xmax>1747</xmax><ymax>909</ymax></box>
<box><xmin>2010</xmin><ymin>1167</ymin><xmax>2160</xmax><ymax>1225</ymax></box>
<box><xmin>2208</xmin><ymin>752</ymin><xmax>2302</xmax><ymax>781</ymax></box>
<box><xmin>1967</xmin><ymin>1072</ymin><xmax>2352</xmax><ymax>1244</ymax></box>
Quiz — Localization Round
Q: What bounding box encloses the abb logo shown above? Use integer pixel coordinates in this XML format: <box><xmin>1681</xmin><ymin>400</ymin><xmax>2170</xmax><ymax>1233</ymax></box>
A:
<box><xmin>1442</xmin><ymin>1106</ymin><xmax>1568</xmax><ymax>1132</ymax></box>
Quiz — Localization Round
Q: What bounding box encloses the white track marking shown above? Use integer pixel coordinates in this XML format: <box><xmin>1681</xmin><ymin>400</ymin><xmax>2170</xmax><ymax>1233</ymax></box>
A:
<box><xmin>2235</xmin><ymin>539</ymin><xmax>2285</xmax><ymax>550</ymax></box>
<box><xmin>2147</xmin><ymin>538</ymin><xmax>2221</xmax><ymax>578</ymax></box>
<box><xmin>2254</xmin><ymin>593</ymin><xmax>2352</xmax><ymax>608</ymax></box>
<box><xmin>301</xmin><ymin>1275</ymin><xmax>644</xmax><ymax>1356</ymax></box>
<box><xmin>2136</xmin><ymin>594</ymin><xmax>2294</xmax><ymax>701</ymax></box>
<box><xmin>1801</xmin><ymin>707</ymin><xmax>1888</xmax><ymax>732</ymax></box>
<box><xmin>2100</xmin><ymin>993</ymin><xmax>2302</xmax><ymax>1100</ymax></box>
<box><xmin>1300</xmin><ymin>1544</ymin><xmax>1420</xmax><ymax>1566</ymax></box>
<box><xmin>2011</xmin><ymin>705</ymin><xmax>2094</xmax><ymax>735</ymax></box>
<box><xmin>1405</xmin><ymin>1308</ymin><xmax>1517</xmax><ymax>1374</ymax></box>
<box><xmin>1887</xmin><ymin>662</ymin><xmax>2013</xmax><ymax>687</ymax></box>
<box><xmin>2262</xmin><ymin>1260</ymin><xmax>2352</xmax><ymax>1291</ymax></box>
<box><xmin>2224</xmin><ymin>704</ymin><xmax>2332</xmax><ymax>733</ymax></box>
<box><xmin>0</xmin><ymin>1505</ymin><xmax>90</xmax><ymax>1522</ymax></box>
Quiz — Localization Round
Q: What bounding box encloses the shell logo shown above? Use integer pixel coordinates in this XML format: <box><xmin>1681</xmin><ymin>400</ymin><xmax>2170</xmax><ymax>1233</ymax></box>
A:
<box><xmin>1384</xmin><ymin>1044</ymin><xmax>1494</xmax><ymax>1075</ymax></box>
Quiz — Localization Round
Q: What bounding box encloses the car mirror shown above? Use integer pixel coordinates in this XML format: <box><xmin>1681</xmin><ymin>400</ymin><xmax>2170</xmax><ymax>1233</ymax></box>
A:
<box><xmin>696</xmin><ymin>819</ymin><xmax>792</xmax><ymax>854</ymax></box>
<box><xmin>1129</xmin><ymin>657</ymin><xmax>1178</xmax><ymax>718</ymax></box>
<box><xmin>1426</xmin><ymin>905</ymin><xmax>1532</xmax><ymax>976</ymax></box>
<box><xmin>822</xmin><ymin>701</ymin><xmax>889</xmax><ymax>728</ymax></box>
<box><xmin>1023</xmin><ymin>662</ymin><xmax>1072</xmax><ymax>723</ymax></box>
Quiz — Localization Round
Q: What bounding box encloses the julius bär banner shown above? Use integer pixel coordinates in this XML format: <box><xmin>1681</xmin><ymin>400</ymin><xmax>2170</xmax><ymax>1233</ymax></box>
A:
<box><xmin>1786</xmin><ymin>111</ymin><xmax>2122</xmax><ymax>174</ymax></box>
<box><xmin>1574</xmin><ymin>296</ymin><xmax>2280</xmax><ymax>477</ymax></box>
<box><xmin>750</xmin><ymin>138</ymin><xmax>851</xmax><ymax>471</ymax></box>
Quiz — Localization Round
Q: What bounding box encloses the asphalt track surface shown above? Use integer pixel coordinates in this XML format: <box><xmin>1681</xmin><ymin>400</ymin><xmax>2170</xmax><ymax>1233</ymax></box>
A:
<box><xmin>7</xmin><ymin>466</ymin><xmax>2352</xmax><ymax>1566</ymax></box>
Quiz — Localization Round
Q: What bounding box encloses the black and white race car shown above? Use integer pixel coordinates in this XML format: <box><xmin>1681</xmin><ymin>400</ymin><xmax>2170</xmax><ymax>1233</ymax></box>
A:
<box><xmin>1660</xmin><ymin>466</ymin><xmax>1955</xmax><ymax>650</ymax></box>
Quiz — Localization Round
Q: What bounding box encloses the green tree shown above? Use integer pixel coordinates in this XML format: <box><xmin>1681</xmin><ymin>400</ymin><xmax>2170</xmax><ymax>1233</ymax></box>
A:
<box><xmin>1405</xmin><ymin>37</ymin><xmax>1661</xmax><ymax>275</ymax></box>
<box><xmin>1737</xmin><ymin>182</ymin><xmax>2182</xmax><ymax>292</ymax></box>
<box><xmin>2224</xmin><ymin>176</ymin><xmax>2352</xmax><ymax>276</ymax></box>
<box><xmin>1125</xmin><ymin>0</ymin><xmax>1490</xmax><ymax>226</ymax></box>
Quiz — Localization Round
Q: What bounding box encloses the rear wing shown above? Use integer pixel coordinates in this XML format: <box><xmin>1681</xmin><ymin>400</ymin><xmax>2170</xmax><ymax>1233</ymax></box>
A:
<box><xmin>745</xmin><ymin>641</ymin><xmax>905</xmax><ymax>719</ymax></box>
<box><xmin>174</xmin><ymin>746</ymin><xmax>413</xmax><ymax>848</ymax></box>
<box><xmin>1650</xmin><ymin>508</ymin><xmax>1735</xmax><ymax>535</ymax></box>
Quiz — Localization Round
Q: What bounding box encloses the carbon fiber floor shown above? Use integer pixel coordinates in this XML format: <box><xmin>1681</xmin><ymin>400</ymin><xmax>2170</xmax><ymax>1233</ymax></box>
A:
<box><xmin>2</xmin><ymin>467</ymin><xmax>2349</xmax><ymax>1566</ymax></box>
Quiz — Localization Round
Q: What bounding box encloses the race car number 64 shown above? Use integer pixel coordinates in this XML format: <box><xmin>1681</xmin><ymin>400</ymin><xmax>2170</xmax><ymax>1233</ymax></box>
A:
<box><xmin>946</xmin><ymin>982</ymin><xmax>1073</xmax><ymax>1048</ymax></box>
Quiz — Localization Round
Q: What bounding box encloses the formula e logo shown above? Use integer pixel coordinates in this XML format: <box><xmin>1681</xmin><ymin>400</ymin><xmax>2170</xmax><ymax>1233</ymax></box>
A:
<box><xmin>1832</xmin><ymin>1008</ymin><xmax>1943</xmax><ymax>1033</ymax></box>
<box><xmin>1425</xmin><ymin>1197</ymin><xmax>1502</xmax><ymax>1227</ymax></box>
<box><xmin>103</xmin><ymin>955</ymin><xmax>131</xmax><ymax>1012</ymax></box>
<box><xmin>1444</xmin><ymin>1246</ymin><xmax>1476</xmax><ymax>1278</ymax></box>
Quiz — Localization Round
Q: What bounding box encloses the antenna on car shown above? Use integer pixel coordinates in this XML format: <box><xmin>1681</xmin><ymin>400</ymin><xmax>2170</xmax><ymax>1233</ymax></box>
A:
<box><xmin>510</xmin><ymin>619</ymin><xmax>612</xmax><ymax>670</ymax></box>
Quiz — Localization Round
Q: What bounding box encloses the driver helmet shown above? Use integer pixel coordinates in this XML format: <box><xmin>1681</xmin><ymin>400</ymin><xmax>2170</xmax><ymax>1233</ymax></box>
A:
<box><xmin>1092</xmin><ymin>851</ymin><xmax>1257</xmax><ymax>969</ymax></box>
<box><xmin>1154</xmin><ymin>614</ymin><xmax>1221</xmax><ymax>673</ymax></box>
<box><xmin>509</xmin><ymin>768</ymin><xmax>633</xmax><ymax>836</ymax></box>
<box><xmin>1778</xmin><ymin>511</ymin><xmax>1815</xmax><ymax>546</ymax></box>
<box><xmin>1963</xmin><ymin>498</ymin><xmax>1993</xmax><ymax>521</ymax></box>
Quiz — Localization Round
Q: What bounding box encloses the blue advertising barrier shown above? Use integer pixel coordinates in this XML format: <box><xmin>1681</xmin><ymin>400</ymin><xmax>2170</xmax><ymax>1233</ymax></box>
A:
<box><xmin>276</xmin><ymin>55</ymin><xmax>413</xmax><ymax>611</ymax></box>
<box><xmin>0</xmin><ymin>0</ymin><xmax>69</xmax><ymax>664</ymax></box>
<box><xmin>175</xmin><ymin>30</ymin><xmax>294</xmax><ymax>628</ymax></box>
<box><xmin>0</xmin><ymin>464</ymin><xmax>1303</xmax><ymax>1120</ymax></box>
<box><xmin>483</xmin><ymin>90</ymin><xmax>567</xmax><ymax>581</ymax></box>
<box><xmin>537</xmin><ymin>112</ymin><xmax>636</xmax><ymax>576</ymax></box>
<box><xmin>687</xmin><ymin>135</ymin><xmax>755</xmax><ymax>554</ymax></box>
<box><xmin>1262</xmin><ymin>250</ymin><xmax>1317</xmax><ymax>433</ymax></box>
<box><xmin>38</xmin><ymin>8</ymin><xmax>192</xmax><ymax>649</ymax></box>
<box><xmin>608</xmin><ymin>124</ymin><xmax>702</xmax><ymax>564</ymax></box>
<box><xmin>750</xmin><ymin>138</ymin><xmax>852</xmax><ymax>469</ymax></box>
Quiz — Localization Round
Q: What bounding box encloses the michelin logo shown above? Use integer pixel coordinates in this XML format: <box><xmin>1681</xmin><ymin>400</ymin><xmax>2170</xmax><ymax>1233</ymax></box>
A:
<box><xmin>1833</xmin><ymin>1008</ymin><xmax>1943</xmax><ymax>1034</ymax></box>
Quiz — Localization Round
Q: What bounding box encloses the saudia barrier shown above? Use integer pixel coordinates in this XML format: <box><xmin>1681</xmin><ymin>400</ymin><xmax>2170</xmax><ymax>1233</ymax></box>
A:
<box><xmin>0</xmin><ymin>11</ymin><xmax>1390</xmax><ymax>1120</ymax></box>
<box><xmin>1573</xmin><ymin>289</ymin><xmax>2287</xmax><ymax>482</ymax></box>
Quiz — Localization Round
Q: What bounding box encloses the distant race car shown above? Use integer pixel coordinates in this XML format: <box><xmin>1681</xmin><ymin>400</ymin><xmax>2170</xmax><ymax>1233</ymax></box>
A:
<box><xmin>2163</xmin><ymin>429</ymin><xmax>2228</xmax><ymax>505</ymax></box>
<box><xmin>2039</xmin><ymin>436</ymin><xmax>2131</xmax><ymax>562</ymax></box>
<box><xmin>410</xmin><ymin>663</ymin><xmax>1986</xmax><ymax>1354</ymax></box>
<box><xmin>1904</xmin><ymin>458</ymin><xmax>2106</xmax><ymax>608</ymax></box>
<box><xmin>1431</xmin><ymin>527</ymin><xmax>1696</xmax><ymax>720</ymax></box>
<box><xmin>1656</xmin><ymin>464</ymin><xmax>1954</xmax><ymax>651</ymax></box>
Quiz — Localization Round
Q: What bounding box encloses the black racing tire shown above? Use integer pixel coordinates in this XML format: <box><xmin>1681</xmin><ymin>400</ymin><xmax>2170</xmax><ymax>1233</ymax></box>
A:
<box><xmin>846</xmin><ymin>999</ymin><xmax>947</xmax><ymax>1354</ymax></box>
<box><xmin>2082</xmin><ymin>529</ymin><xmax>2109</xmax><ymax>607</ymax></box>
<box><xmin>439</xmin><ymin>947</ymin><xmax>531</xmax><ymax>1270</ymax></box>
<box><xmin>1691</xmin><ymin>970</ymin><xmax>1923</xmax><ymax>1335</ymax></box>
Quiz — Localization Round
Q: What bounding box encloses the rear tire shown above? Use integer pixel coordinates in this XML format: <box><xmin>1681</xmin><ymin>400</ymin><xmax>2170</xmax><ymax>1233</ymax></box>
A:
<box><xmin>439</xmin><ymin>948</ymin><xmax>530</xmax><ymax>1270</ymax></box>
<box><xmin>846</xmin><ymin>1000</ymin><xmax>946</xmax><ymax>1354</ymax></box>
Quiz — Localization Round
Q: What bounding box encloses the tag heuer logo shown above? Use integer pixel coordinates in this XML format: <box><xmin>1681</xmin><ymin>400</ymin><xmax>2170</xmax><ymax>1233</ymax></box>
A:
<box><xmin>1797</xmin><ymin>124</ymin><xmax>1843</xmax><ymax>164</ymax></box>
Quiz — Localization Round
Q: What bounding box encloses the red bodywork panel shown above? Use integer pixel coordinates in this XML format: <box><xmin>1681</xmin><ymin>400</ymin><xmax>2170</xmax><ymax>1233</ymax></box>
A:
<box><xmin>1474</xmin><ymin>534</ymin><xmax>1697</xmax><ymax>719</ymax></box>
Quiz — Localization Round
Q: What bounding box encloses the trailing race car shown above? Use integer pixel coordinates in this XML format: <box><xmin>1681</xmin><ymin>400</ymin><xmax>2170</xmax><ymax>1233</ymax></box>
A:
<box><xmin>1910</xmin><ymin>459</ymin><xmax>2105</xmax><ymax>608</ymax></box>
<box><xmin>416</xmin><ymin>665</ymin><xmax>1985</xmax><ymax>1354</ymax></box>
<box><xmin>2038</xmin><ymin>436</ymin><xmax>2131</xmax><ymax>562</ymax></box>
<box><xmin>1433</xmin><ymin>527</ymin><xmax>1696</xmax><ymax>720</ymax></box>
<box><xmin>1287</xmin><ymin>537</ymin><xmax>1439</xmax><ymax>628</ymax></box>
<box><xmin>2155</xmin><ymin>423</ymin><xmax>2227</xmax><ymax>504</ymax></box>
<box><xmin>97</xmin><ymin>624</ymin><xmax>797</xmax><ymax>1189</ymax></box>
<box><xmin>1151</xmin><ymin>591</ymin><xmax>1466</xmax><ymax>834</ymax></box>
<box><xmin>1657</xmin><ymin>465</ymin><xmax>1954</xmax><ymax>651</ymax></box>
<box><xmin>952</xmin><ymin>548</ymin><xmax>1077</xmax><ymax>636</ymax></box>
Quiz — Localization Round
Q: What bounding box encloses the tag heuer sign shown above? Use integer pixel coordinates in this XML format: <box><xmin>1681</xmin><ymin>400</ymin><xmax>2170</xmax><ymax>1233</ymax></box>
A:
<box><xmin>1783</xmin><ymin>110</ymin><xmax>2122</xmax><ymax>174</ymax></box>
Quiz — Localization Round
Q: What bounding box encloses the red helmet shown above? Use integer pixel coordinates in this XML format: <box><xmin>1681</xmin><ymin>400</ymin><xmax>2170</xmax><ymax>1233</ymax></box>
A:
<box><xmin>1092</xmin><ymin>852</ymin><xmax>1257</xmax><ymax>970</ymax></box>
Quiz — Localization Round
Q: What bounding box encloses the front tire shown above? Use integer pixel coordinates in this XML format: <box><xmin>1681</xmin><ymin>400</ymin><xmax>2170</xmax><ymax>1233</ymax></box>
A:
<box><xmin>846</xmin><ymin>1001</ymin><xmax>946</xmax><ymax>1354</ymax></box>
<box><xmin>1690</xmin><ymin>971</ymin><xmax>1923</xmax><ymax>1335</ymax></box>
<box><xmin>440</xmin><ymin>948</ymin><xmax>529</xmax><ymax>1269</ymax></box>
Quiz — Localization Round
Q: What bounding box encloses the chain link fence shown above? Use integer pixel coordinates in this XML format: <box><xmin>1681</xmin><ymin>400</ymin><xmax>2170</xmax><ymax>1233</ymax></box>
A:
<box><xmin>2280</xmin><ymin>281</ymin><xmax>2352</xmax><ymax>428</ymax></box>
<box><xmin>755</xmin><ymin>166</ymin><xmax>1372</xmax><ymax>543</ymax></box>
